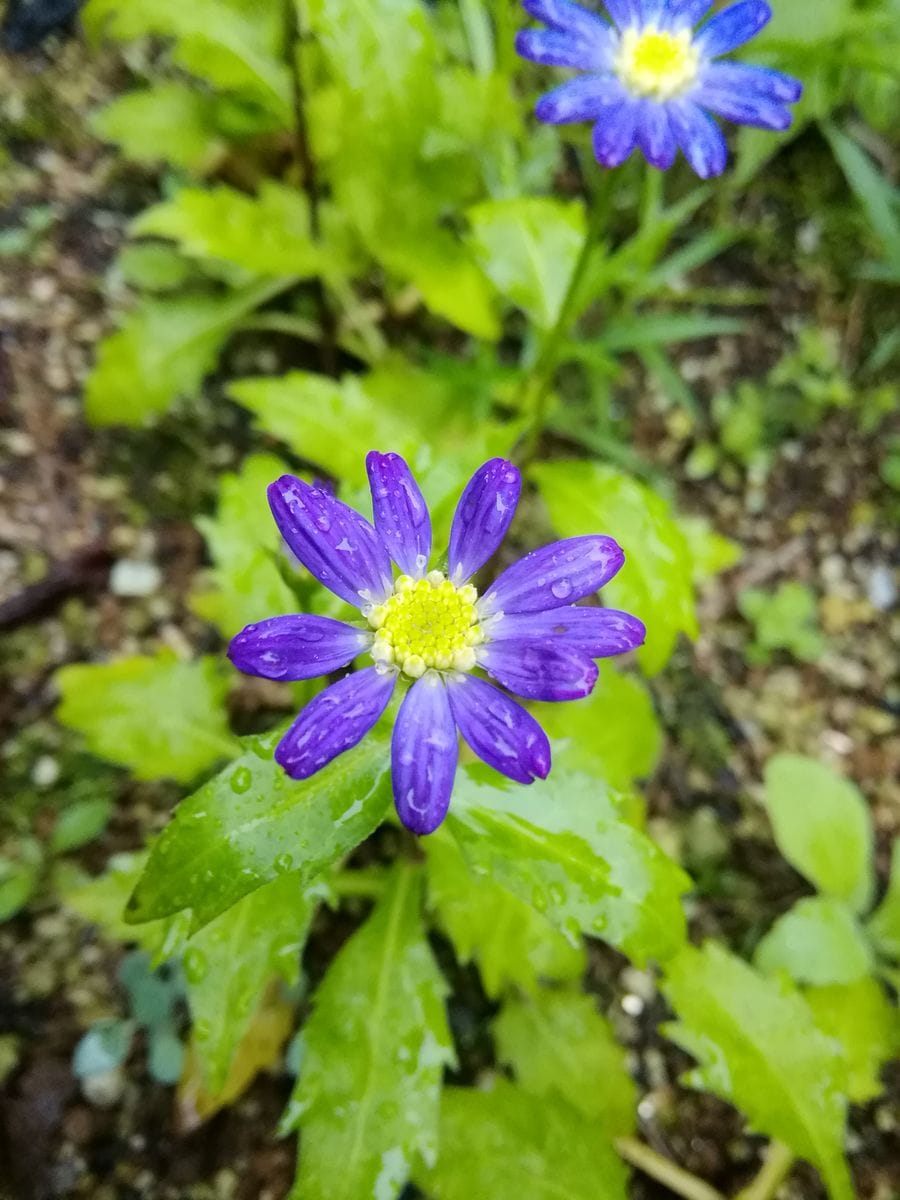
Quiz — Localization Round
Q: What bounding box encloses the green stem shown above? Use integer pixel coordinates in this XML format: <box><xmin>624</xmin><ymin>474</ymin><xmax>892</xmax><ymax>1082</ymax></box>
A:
<box><xmin>615</xmin><ymin>1139</ymin><xmax>727</xmax><ymax>1200</ymax></box>
<box><xmin>734</xmin><ymin>1143</ymin><xmax>796</xmax><ymax>1200</ymax></box>
<box><xmin>516</xmin><ymin>195</ymin><xmax>607</xmax><ymax>465</ymax></box>
<box><xmin>332</xmin><ymin>868</ymin><xmax>389</xmax><ymax>900</ymax></box>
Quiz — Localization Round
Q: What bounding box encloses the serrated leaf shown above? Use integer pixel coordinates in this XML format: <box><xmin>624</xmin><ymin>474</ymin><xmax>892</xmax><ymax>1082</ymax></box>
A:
<box><xmin>282</xmin><ymin>865</ymin><xmax>453</xmax><ymax>1200</ymax></box>
<box><xmin>662</xmin><ymin>942</ymin><xmax>853</xmax><ymax>1200</ymax></box>
<box><xmin>754</xmin><ymin>897</ymin><xmax>874</xmax><ymax>986</ymax></box>
<box><xmin>763</xmin><ymin>755</ymin><xmax>873</xmax><ymax>913</ymax></box>
<box><xmin>494</xmin><ymin>989</ymin><xmax>636</xmax><ymax>1135</ymax></box>
<box><xmin>806</xmin><ymin>978</ymin><xmax>899</xmax><ymax>1104</ymax></box>
<box><xmin>448</xmin><ymin>767</ymin><xmax>689</xmax><ymax>964</ymax></box>
<box><xmin>134</xmin><ymin>184</ymin><xmax>323</xmax><ymax>279</ymax></box>
<box><xmin>415</xmin><ymin>1080</ymin><xmax>630</xmax><ymax>1200</ymax></box>
<box><xmin>126</xmin><ymin>728</ymin><xmax>391</xmax><ymax>931</ymax></box>
<box><xmin>185</xmin><ymin>872</ymin><xmax>324</xmax><ymax>1093</ymax></box>
<box><xmin>85</xmin><ymin>279</ymin><xmax>292</xmax><ymax>426</ymax></box>
<box><xmin>532</xmin><ymin>461</ymin><xmax>698</xmax><ymax>674</ymax></box>
<box><xmin>55</xmin><ymin>653</ymin><xmax>236</xmax><ymax>783</ymax></box>
<box><xmin>533</xmin><ymin>667</ymin><xmax>661</xmax><ymax>790</ymax></box>
<box><xmin>425</xmin><ymin>832</ymin><xmax>584</xmax><ymax>999</ymax></box>
<box><xmin>867</xmin><ymin>839</ymin><xmax>900</xmax><ymax>960</ymax></box>
<box><xmin>91</xmin><ymin>82</ymin><xmax>225</xmax><ymax>171</ymax></box>
<box><xmin>468</xmin><ymin>197</ymin><xmax>586</xmax><ymax>329</ymax></box>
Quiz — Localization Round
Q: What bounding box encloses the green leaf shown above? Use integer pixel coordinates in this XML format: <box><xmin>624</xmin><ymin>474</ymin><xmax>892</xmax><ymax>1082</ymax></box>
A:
<box><xmin>867</xmin><ymin>839</ymin><xmax>900</xmax><ymax>960</ymax></box>
<box><xmin>126</xmin><ymin>728</ymin><xmax>392</xmax><ymax>931</ymax></box>
<box><xmin>448</xmin><ymin>767</ymin><xmax>689</xmax><ymax>964</ymax></box>
<box><xmin>678</xmin><ymin>515</ymin><xmax>742</xmax><ymax>584</ymax></box>
<box><xmin>85</xmin><ymin>279</ymin><xmax>292</xmax><ymax>426</ymax></box>
<box><xmin>50</xmin><ymin>799</ymin><xmax>113</xmax><ymax>854</ymax></box>
<box><xmin>415</xmin><ymin>1080</ymin><xmax>630</xmax><ymax>1200</ymax></box>
<box><xmin>134</xmin><ymin>184</ymin><xmax>323</xmax><ymax>279</ymax></box>
<box><xmin>191</xmin><ymin>452</ymin><xmax>298</xmax><ymax>637</ymax></box>
<box><xmin>806</xmin><ymin>978</ymin><xmax>899</xmax><ymax>1103</ymax></box>
<box><xmin>425</xmin><ymin>832</ymin><xmax>585</xmax><ymax>999</ymax></box>
<box><xmin>91</xmin><ymin>82</ymin><xmax>225</xmax><ymax>171</ymax></box>
<box><xmin>821</xmin><ymin>123</ymin><xmax>900</xmax><ymax>273</ymax></box>
<box><xmin>494</xmin><ymin>988</ymin><xmax>636</xmax><ymax>1135</ymax></box>
<box><xmin>468</xmin><ymin>197</ymin><xmax>586</xmax><ymax>329</ymax></box>
<box><xmin>73</xmin><ymin>1018</ymin><xmax>135</xmax><ymax>1078</ymax></box>
<box><xmin>282</xmin><ymin>865</ymin><xmax>453</xmax><ymax>1200</ymax></box>
<box><xmin>0</xmin><ymin>843</ymin><xmax>42</xmax><ymax>922</ymax></box>
<box><xmin>739</xmin><ymin>582</ymin><xmax>826</xmax><ymax>663</ymax></box>
<box><xmin>55</xmin><ymin>652</ymin><xmax>235</xmax><ymax>783</ymax></box>
<box><xmin>532</xmin><ymin>461</ymin><xmax>698</xmax><ymax>674</ymax></box>
<box><xmin>662</xmin><ymin>942</ymin><xmax>853</xmax><ymax>1200</ymax></box>
<box><xmin>754</xmin><ymin>897</ymin><xmax>874</xmax><ymax>986</ymax></box>
<box><xmin>185</xmin><ymin>872</ymin><xmax>324</xmax><ymax>1093</ymax></box>
<box><xmin>763</xmin><ymin>754</ymin><xmax>873</xmax><ymax>913</ymax></box>
<box><xmin>597</xmin><ymin>312</ymin><xmax>744</xmax><ymax>352</ymax></box>
<box><xmin>533</xmin><ymin>667</ymin><xmax>661</xmax><ymax>790</ymax></box>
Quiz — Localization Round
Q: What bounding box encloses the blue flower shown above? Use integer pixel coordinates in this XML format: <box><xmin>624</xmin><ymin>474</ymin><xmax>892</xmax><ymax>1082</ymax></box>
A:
<box><xmin>516</xmin><ymin>0</ymin><xmax>802</xmax><ymax>177</ymax></box>
<box><xmin>228</xmin><ymin>453</ymin><xmax>645</xmax><ymax>835</ymax></box>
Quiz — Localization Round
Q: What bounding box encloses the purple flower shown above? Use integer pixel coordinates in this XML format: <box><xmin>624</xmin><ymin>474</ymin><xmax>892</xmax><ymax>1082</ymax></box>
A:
<box><xmin>516</xmin><ymin>0</ymin><xmax>802</xmax><ymax>178</ymax></box>
<box><xmin>228</xmin><ymin>453</ymin><xmax>645</xmax><ymax>836</ymax></box>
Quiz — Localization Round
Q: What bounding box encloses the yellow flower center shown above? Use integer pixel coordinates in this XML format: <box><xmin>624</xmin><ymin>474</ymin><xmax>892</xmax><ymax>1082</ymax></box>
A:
<box><xmin>616</xmin><ymin>27</ymin><xmax>700</xmax><ymax>100</ymax></box>
<box><xmin>366</xmin><ymin>572</ymin><xmax>483</xmax><ymax>679</ymax></box>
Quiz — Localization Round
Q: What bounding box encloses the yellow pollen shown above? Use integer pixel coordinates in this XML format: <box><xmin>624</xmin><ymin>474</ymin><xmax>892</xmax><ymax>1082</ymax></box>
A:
<box><xmin>616</xmin><ymin>27</ymin><xmax>699</xmax><ymax>100</ymax></box>
<box><xmin>367</xmin><ymin>573</ymin><xmax>482</xmax><ymax>678</ymax></box>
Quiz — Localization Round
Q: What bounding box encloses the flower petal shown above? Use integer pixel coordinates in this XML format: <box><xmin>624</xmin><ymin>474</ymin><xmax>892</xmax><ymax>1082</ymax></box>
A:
<box><xmin>448</xmin><ymin>458</ymin><xmax>521</xmax><ymax>584</ymax></box>
<box><xmin>487</xmin><ymin>606</ymin><xmax>646</xmax><ymax>656</ymax></box>
<box><xmin>694</xmin><ymin>0</ymin><xmax>772</xmax><ymax>58</ymax></box>
<box><xmin>668</xmin><ymin>98</ymin><xmax>728</xmax><ymax>178</ymax></box>
<box><xmin>602</xmin><ymin>0</ymin><xmax>641</xmax><ymax>27</ymax></box>
<box><xmin>516</xmin><ymin>27</ymin><xmax>611</xmax><ymax>71</ymax></box>
<box><xmin>638</xmin><ymin>0</ymin><xmax>666</xmax><ymax>23</ymax></box>
<box><xmin>366</xmin><ymin>451</ymin><xmax>431</xmax><ymax>577</ymax></box>
<box><xmin>592</xmin><ymin>100</ymin><xmax>640</xmax><ymax>167</ymax></box>
<box><xmin>694</xmin><ymin>85</ymin><xmax>792</xmax><ymax>131</ymax></box>
<box><xmin>392</xmin><ymin>673</ymin><xmax>458</xmax><ymax>835</ymax></box>
<box><xmin>446</xmin><ymin>673</ymin><xmax>551</xmax><ymax>785</ymax></box>
<box><xmin>636</xmin><ymin>100</ymin><xmax>677</xmax><ymax>170</ymax></box>
<box><xmin>481</xmin><ymin>535</ymin><xmax>624</xmax><ymax>616</ymax></box>
<box><xmin>524</xmin><ymin>0</ymin><xmax>614</xmax><ymax>40</ymax></box>
<box><xmin>701</xmin><ymin>61</ymin><xmax>803</xmax><ymax>103</ymax></box>
<box><xmin>479</xmin><ymin>638</ymin><xmax>599</xmax><ymax>701</ymax></box>
<box><xmin>228</xmin><ymin>615</ymin><xmax>372</xmax><ymax>681</ymax></box>
<box><xmin>275</xmin><ymin>666</ymin><xmax>396</xmax><ymax>780</ymax></box>
<box><xmin>268</xmin><ymin>475</ymin><xmax>392</xmax><ymax>609</ymax></box>
<box><xmin>536</xmin><ymin>75</ymin><xmax>628</xmax><ymax>124</ymax></box>
<box><xmin>661</xmin><ymin>0</ymin><xmax>715</xmax><ymax>27</ymax></box>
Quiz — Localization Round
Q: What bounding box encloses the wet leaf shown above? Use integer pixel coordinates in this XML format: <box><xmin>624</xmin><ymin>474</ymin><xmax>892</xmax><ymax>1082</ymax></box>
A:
<box><xmin>754</xmin><ymin>897</ymin><xmax>874</xmax><ymax>986</ymax></box>
<box><xmin>806</xmin><ymin>978</ymin><xmax>899</xmax><ymax>1103</ymax></box>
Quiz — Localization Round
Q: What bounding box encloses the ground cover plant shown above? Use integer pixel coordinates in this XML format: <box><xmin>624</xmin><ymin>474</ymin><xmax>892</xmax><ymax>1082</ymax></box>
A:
<box><xmin>0</xmin><ymin>1</ymin><xmax>898</xmax><ymax>1199</ymax></box>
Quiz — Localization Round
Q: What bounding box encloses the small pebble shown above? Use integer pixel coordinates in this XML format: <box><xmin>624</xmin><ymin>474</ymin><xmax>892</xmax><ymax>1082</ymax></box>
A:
<box><xmin>867</xmin><ymin>564</ymin><xmax>897</xmax><ymax>612</ymax></box>
<box><xmin>109</xmin><ymin>559</ymin><xmax>162</xmax><ymax>598</ymax></box>
<box><xmin>81</xmin><ymin>1066</ymin><xmax>125</xmax><ymax>1108</ymax></box>
<box><xmin>32</xmin><ymin>754</ymin><xmax>60</xmax><ymax>787</ymax></box>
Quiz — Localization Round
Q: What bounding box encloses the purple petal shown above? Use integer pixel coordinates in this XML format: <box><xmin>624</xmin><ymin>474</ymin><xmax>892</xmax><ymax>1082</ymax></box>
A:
<box><xmin>694</xmin><ymin>86</ymin><xmax>793</xmax><ymax>131</ymax></box>
<box><xmin>275</xmin><ymin>667</ymin><xmax>396</xmax><ymax>780</ymax></box>
<box><xmin>638</xmin><ymin>0</ymin><xmax>666</xmax><ymax>22</ymax></box>
<box><xmin>701</xmin><ymin>61</ymin><xmax>803</xmax><ymax>103</ymax></box>
<box><xmin>448</xmin><ymin>458</ymin><xmax>521</xmax><ymax>584</ymax></box>
<box><xmin>481</xmin><ymin>536</ymin><xmax>624</xmax><ymax>616</ymax></box>
<box><xmin>446</xmin><ymin>674</ymin><xmax>550</xmax><ymax>785</ymax></box>
<box><xmin>524</xmin><ymin>0</ymin><xmax>613</xmax><ymax>39</ymax></box>
<box><xmin>515</xmin><ymin>27</ymin><xmax>611</xmax><ymax>71</ymax></box>
<box><xmin>392</xmin><ymin>674</ymin><xmax>458</xmax><ymax>836</ymax></box>
<box><xmin>536</xmin><ymin>75</ymin><xmax>628</xmax><ymax>124</ymax></box>
<box><xmin>228</xmin><ymin>615</ymin><xmax>372</xmax><ymax>681</ymax></box>
<box><xmin>268</xmin><ymin>475</ymin><xmax>392</xmax><ymax>609</ymax></box>
<box><xmin>365</xmin><ymin>451</ymin><xmax>431</xmax><ymax>577</ymax></box>
<box><xmin>694</xmin><ymin>0</ymin><xmax>772</xmax><ymax>58</ymax></box>
<box><xmin>636</xmin><ymin>101</ymin><xmax>677</xmax><ymax>170</ymax></box>
<box><xmin>668</xmin><ymin>99</ymin><xmax>729</xmax><ymax>178</ymax></box>
<box><xmin>478</xmin><ymin>638</ymin><xmax>599</xmax><ymax>701</ymax></box>
<box><xmin>661</xmin><ymin>0</ymin><xmax>714</xmax><ymax>27</ymax></box>
<box><xmin>602</xmin><ymin>0</ymin><xmax>641</xmax><ymax>27</ymax></box>
<box><xmin>592</xmin><ymin>101</ymin><xmax>640</xmax><ymax>168</ymax></box>
<box><xmin>486</xmin><ymin>606</ymin><xmax>646</xmax><ymax>656</ymax></box>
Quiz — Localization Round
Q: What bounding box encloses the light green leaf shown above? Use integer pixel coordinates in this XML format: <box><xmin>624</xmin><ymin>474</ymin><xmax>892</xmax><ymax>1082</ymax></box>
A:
<box><xmin>468</xmin><ymin>197</ymin><xmax>586</xmax><ymax>329</ymax></box>
<box><xmin>754</xmin><ymin>897</ymin><xmax>874</xmax><ymax>986</ymax></box>
<box><xmin>73</xmin><ymin>1019</ymin><xmax>135</xmax><ymax>1078</ymax></box>
<box><xmin>532</xmin><ymin>461</ymin><xmax>698</xmax><ymax>674</ymax></box>
<box><xmin>415</xmin><ymin>1080</ymin><xmax>629</xmax><ymax>1200</ymax></box>
<box><xmin>448</xmin><ymin>767</ymin><xmax>689</xmax><ymax>964</ymax></box>
<box><xmin>822</xmin><ymin>123</ymin><xmax>900</xmax><ymax>272</ymax></box>
<box><xmin>494</xmin><ymin>988</ymin><xmax>636</xmax><ymax>1135</ymax></box>
<box><xmin>186</xmin><ymin>872</ymin><xmax>324</xmax><ymax>1093</ymax></box>
<box><xmin>806</xmin><ymin>978</ymin><xmax>899</xmax><ymax>1103</ymax></box>
<box><xmin>50</xmin><ymin>799</ymin><xmax>113</xmax><ymax>855</ymax></box>
<box><xmin>282</xmin><ymin>866</ymin><xmax>453</xmax><ymax>1200</ymax></box>
<box><xmin>662</xmin><ymin>942</ymin><xmax>853</xmax><ymax>1200</ymax></box>
<box><xmin>763</xmin><ymin>755</ymin><xmax>873</xmax><ymax>913</ymax></box>
<box><xmin>425</xmin><ymin>832</ymin><xmax>585</xmax><ymax>998</ymax></box>
<box><xmin>55</xmin><ymin>653</ymin><xmax>236</xmax><ymax>783</ymax></box>
<box><xmin>91</xmin><ymin>83</ymin><xmax>224</xmax><ymax>171</ymax></box>
<box><xmin>739</xmin><ymin>582</ymin><xmax>826</xmax><ymax>664</ymax></box>
<box><xmin>597</xmin><ymin>312</ymin><xmax>744</xmax><ymax>352</ymax></box>
<box><xmin>126</xmin><ymin>728</ymin><xmax>391</xmax><ymax>931</ymax></box>
<box><xmin>134</xmin><ymin>184</ymin><xmax>323</xmax><ymax>279</ymax></box>
<box><xmin>867</xmin><ymin>839</ymin><xmax>900</xmax><ymax>960</ymax></box>
<box><xmin>0</xmin><ymin>843</ymin><xmax>42</xmax><ymax>922</ymax></box>
<box><xmin>191</xmin><ymin>452</ymin><xmax>298</xmax><ymax>637</ymax></box>
<box><xmin>85</xmin><ymin>279</ymin><xmax>291</xmax><ymax>425</ymax></box>
<box><xmin>533</xmin><ymin>667</ymin><xmax>661</xmax><ymax>790</ymax></box>
<box><xmin>678</xmin><ymin>515</ymin><xmax>742</xmax><ymax>584</ymax></box>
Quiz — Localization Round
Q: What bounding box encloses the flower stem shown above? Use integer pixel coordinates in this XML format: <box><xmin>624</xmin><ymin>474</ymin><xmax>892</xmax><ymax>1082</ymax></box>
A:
<box><xmin>615</xmin><ymin>1138</ymin><xmax>728</xmax><ymax>1200</ymax></box>
<box><xmin>734</xmin><ymin>1143</ymin><xmax>796</xmax><ymax>1200</ymax></box>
